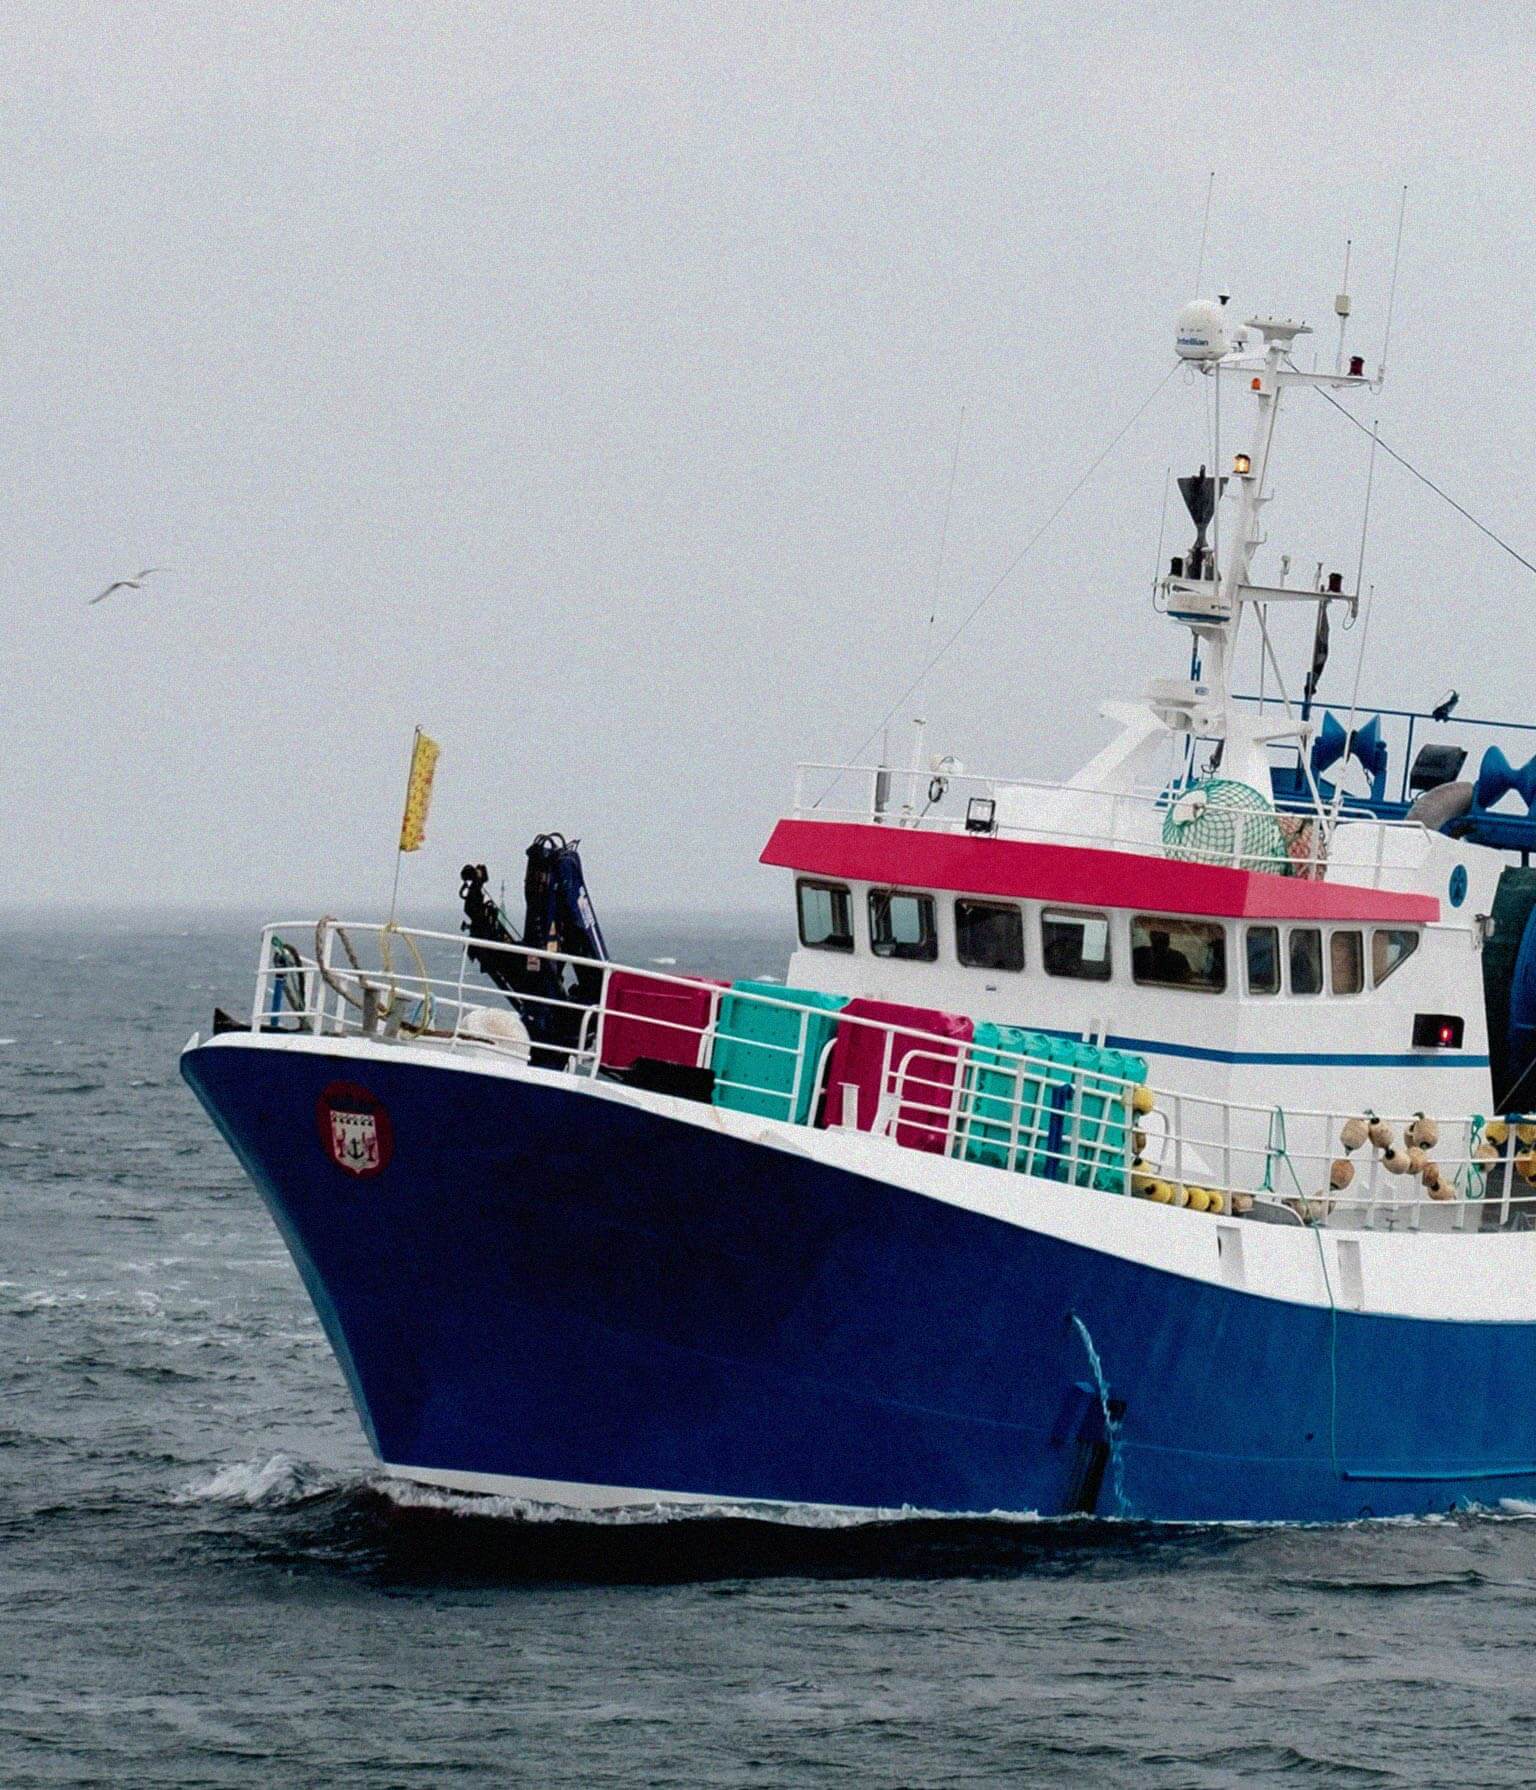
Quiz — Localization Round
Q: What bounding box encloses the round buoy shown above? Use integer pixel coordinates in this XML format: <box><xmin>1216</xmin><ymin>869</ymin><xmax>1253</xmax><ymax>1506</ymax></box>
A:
<box><xmin>1408</xmin><ymin>1113</ymin><xmax>1440</xmax><ymax>1150</ymax></box>
<box><xmin>1383</xmin><ymin>1146</ymin><xmax>1413</xmax><ymax>1175</ymax></box>
<box><xmin>1486</xmin><ymin>1119</ymin><xmax>1510</xmax><ymax>1148</ymax></box>
<box><xmin>1230</xmin><ymin>1192</ymin><xmax>1254</xmax><ymax>1216</ymax></box>
<box><xmin>1207</xmin><ymin>1189</ymin><xmax>1226</xmax><ymax>1215</ymax></box>
<box><xmin>1368</xmin><ymin>1118</ymin><xmax>1395</xmax><ymax>1151</ymax></box>
<box><xmin>1187</xmin><ymin>1186</ymin><xmax>1211</xmax><ymax>1212</ymax></box>
<box><xmin>1149</xmin><ymin>1180</ymin><xmax>1175</xmax><ymax>1204</ymax></box>
<box><xmin>1329</xmin><ymin>1158</ymin><xmax>1355</xmax><ymax>1190</ymax></box>
<box><xmin>1133</xmin><ymin>1085</ymin><xmax>1155</xmax><ymax>1116</ymax></box>
<box><xmin>1423</xmin><ymin>1163</ymin><xmax>1452</xmax><ymax>1200</ymax></box>
<box><xmin>1406</xmin><ymin>1145</ymin><xmax>1427</xmax><ymax>1175</ymax></box>
<box><xmin>1340</xmin><ymin>1116</ymin><xmax>1369</xmax><ymax>1152</ymax></box>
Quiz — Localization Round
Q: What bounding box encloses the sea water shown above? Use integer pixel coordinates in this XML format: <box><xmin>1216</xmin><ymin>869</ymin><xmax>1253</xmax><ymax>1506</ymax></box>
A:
<box><xmin>4</xmin><ymin>914</ymin><xmax>1536</xmax><ymax>1786</ymax></box>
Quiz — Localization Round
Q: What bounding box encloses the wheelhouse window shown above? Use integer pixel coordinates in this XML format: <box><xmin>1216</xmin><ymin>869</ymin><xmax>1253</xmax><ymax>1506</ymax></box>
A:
<box><xmin>955</xmin><ymin>899</ymin><xmax>1024</xmax><ymax>972</ymax></box>
<box><xmin>1372</xmin><ymin>928</ymin><xmax>1420</xmax><ymax>987</ymax></box>
<box><xmin>1330</xmin><ymin>930</ymin><xmax>1364</xmax><ymax>995</ymax></box>
<box><xmin>797</xmin><ymin>880</ymin><xmax>853</xmax><ymax>952</ymax></box>
<box><xmin>869</xmin><ymin>889</ymin><xmax>938</xmax><ymax>962</ymax></box>
<box><xmin>1131</xmin><ymin>916</ymin><xmax>1226</xmax><ymax>992</ymax></box>
<box><xmin>1289</xmin><ymin>927</ymin><xmax>1324</xmax><ymax>996</ymax></box>
<box><xmin>1246</xmin><ymin>925</ymin><xmax>1280</xmax><ymax>995</ymax></box>
<box><xmin>1041</xmin><ymin>908</ymin><xmax>1111</xmax><ymax>981</ymax></box>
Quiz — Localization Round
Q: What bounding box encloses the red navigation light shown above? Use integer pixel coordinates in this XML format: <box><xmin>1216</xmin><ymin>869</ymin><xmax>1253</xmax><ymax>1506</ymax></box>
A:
<box><xmin>1349</xmin><ymin>354</ymin><xmax>1365</xmax><ymax>377</ymax></box>
<box><xmin>1412</xmin><ymin>1013</ymin><xmax>1465</xmax><ymax>1049</ymax></box>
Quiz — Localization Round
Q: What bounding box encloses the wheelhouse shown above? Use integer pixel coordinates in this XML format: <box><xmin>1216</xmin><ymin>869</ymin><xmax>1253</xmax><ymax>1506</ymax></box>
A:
<box><xmin>765</xmin><ymin>811</ymin><xmax>1479</xmax><ymax>1116</ymax></box>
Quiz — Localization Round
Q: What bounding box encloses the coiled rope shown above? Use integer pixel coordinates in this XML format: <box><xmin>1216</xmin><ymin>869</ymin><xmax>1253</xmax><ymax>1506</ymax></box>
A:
<box><xmin>313</xmin><ymin>917</ymin><xmax>434</xmax><ymax>1037</ymax></box>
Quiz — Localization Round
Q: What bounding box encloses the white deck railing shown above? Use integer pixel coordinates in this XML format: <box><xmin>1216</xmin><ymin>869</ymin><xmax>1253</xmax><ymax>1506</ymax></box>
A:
<box><xmin>790</xmin><ymin>762</ymin><xmax>1436</xmax><ymax>895</ymax></box>
<box><xmin>247</xmin><ymin>920</ymin><xmax>1534</xmax><ymax>1236</ymax></box>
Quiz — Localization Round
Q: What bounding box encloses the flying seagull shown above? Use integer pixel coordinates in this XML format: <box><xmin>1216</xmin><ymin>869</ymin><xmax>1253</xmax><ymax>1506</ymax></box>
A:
<box><xmin>89</xmin><ymin>567</ymin><xmax>166</xmax><ymax>605</ymax></box>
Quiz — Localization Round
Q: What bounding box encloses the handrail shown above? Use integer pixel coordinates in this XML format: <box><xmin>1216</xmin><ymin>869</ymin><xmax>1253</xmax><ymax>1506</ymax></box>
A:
<box><xmin>788</xmin><ymin>762</ymin><xmax>1435</xmax><ymax>893</ymax></box>
<box><xmin>245</xmin><ymin>920</ymin><xmax>1536</xmax><ymax>1232</ymax></box>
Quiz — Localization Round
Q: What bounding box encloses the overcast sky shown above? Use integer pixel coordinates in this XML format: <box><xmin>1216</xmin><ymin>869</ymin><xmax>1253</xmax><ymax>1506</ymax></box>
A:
<box><xmin>5</xmin><ymin>2</ymin><xmax>1535</xmax><ymax>920</ymax></box>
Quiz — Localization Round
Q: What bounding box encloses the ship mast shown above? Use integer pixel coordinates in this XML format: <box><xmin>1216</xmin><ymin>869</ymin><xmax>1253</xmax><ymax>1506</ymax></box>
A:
<box><xmin>1156</xmin><ymin>303</ymin><xmax>1375</xmax><ymax>804</ymax></box>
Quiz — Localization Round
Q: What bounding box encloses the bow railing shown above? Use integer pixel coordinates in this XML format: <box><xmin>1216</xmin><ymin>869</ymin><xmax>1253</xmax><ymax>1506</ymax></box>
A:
<box><xmin>246</xmin><ymin>920</ymin><xmax>1533</xmax><ymax>1235</ymax></box>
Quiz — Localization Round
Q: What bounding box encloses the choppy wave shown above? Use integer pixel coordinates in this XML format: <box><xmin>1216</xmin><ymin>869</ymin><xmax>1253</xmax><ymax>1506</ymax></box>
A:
<box><xmin>175</xmin><ymin>1454</ymin><xmax>340</xmax><ymax>1509</ymax></box>
<box><xmin>11</xmin><ymin>917</ymin><xmax>1536</xmax><ymax>1787</ymax></box>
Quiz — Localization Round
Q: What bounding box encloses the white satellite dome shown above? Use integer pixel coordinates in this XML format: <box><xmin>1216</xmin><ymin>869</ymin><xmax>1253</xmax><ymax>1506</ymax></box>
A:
<box><xmin>1175</xmin><ymin>298</ymin><xmax>1228</xmax><ymax>362</ymax></box>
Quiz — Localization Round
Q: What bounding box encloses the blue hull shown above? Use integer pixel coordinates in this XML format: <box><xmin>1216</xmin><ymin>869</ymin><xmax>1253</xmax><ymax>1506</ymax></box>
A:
<box><xmin>181</xmin><ymin>1040</ymin><xmax>1536</xmax><ymax>1522</ymax></box>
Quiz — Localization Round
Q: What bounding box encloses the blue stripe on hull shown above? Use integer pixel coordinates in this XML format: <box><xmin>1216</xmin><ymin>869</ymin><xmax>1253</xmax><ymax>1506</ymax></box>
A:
<box><xmin>181</xmin><ymin>1043</ymin><xmax>1536</xmax><ymax>1523</ymax></box>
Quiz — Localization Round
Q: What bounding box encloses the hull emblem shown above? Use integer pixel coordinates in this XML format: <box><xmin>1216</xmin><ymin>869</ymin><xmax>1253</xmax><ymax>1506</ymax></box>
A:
<box><xmin>316</xmin><ymin>1081</ymin><xmax>394</xmax><ymax>1178</ymax></box>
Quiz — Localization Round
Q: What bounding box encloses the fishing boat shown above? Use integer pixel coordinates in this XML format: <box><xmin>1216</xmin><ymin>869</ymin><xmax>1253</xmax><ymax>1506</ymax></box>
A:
<box><xmin>183</xmin><ymin>290</ymin><xmax>1536</xmax><ymax>1523</ymax></box>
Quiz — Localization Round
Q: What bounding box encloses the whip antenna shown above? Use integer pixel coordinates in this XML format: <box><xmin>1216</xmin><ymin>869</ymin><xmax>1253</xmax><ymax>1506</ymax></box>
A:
<box><xmin>1379</xmin><ymin>185</ymin><xmax>1407</xmax><ymax>381</ymax></box>
<box><xmin>1334</xmin><ymin>238</ymin><xmax>1353</xmax><ymax>374</ymax></box>
<box><xmin>921</xmin><ymin>404</ymin><xmax>967</xmax><ymax>681</ymax></box>
<box><xmin>1194</xmin><ymin>169</ymin><xmax>1216</xmax><ymax>292</ymax></box>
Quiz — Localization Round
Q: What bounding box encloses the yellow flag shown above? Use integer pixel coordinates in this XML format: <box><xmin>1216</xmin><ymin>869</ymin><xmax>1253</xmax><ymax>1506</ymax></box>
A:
<box><xmin>398</xmin><ymin>728</ymin><xmax>440</xmax><ymax>853</ymax></box>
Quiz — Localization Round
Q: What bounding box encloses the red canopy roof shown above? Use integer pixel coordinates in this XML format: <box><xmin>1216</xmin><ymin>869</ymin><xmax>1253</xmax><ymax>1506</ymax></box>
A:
<box><xmin>760</xmin><ymin>819</ymin><xmax>1439</xmax><ymax>924</ymax></box>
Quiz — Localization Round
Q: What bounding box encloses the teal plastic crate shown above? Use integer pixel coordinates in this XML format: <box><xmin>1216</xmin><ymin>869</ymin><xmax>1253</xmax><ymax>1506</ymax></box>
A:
<box><xmin>960</xmin><ymin>1026</ymin><xmax>1145</xmax><ymax>1190</ymax></box>
<box><xmin>961</xmin><ymin>1023</ymin><xmax>1067</xmax><ymax>1171</ymax></box>
<box><xmin>1070</xmin><ymin>1044</ymin><xmax>1146</xmax><ymax>1192</ymax></box>
<box><xmin>710</xmin><ymin>981</ymin><xmax>848</xmax><ymax>1125</ymax></box>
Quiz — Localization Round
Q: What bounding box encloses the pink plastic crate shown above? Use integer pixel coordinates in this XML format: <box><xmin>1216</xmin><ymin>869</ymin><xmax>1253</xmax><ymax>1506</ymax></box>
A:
<box><xmin>598</xmin><ymin>971</ymin><xmax>727</xmax><ymax>1072</ymax></box>
<box><xmin>817</xmin><ymin>997</ymin><xmax>974</xmax><ymax>1153</ymax></box>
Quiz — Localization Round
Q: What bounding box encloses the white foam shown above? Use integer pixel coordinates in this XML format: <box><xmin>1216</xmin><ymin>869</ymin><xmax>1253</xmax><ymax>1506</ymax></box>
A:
<box><xmin>7</xmin><ymin>1288</ymin><xmax>89</xmax><ymax>1313</ymax></box>
<box><xmin>375</xmin><ymin>1476</ymin><xmax>1044</xmax><ymax>1528</ymax></box>
<box><xmin>175</xmin><ymin>1453</ymin><xmax>327</xmax><ymax>1508</ymax></box>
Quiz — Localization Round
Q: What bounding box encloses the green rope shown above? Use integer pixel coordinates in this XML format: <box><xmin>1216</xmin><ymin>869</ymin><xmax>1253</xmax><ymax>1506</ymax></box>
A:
<box><xmin>1459</xmin><ymin>1114</ymin><xmax>1488</xmax><ymax>1202</ymax></box>
<box><xmin>1258</xmin><ymin>1106</ymin><xmax>1309</xmax><ymax>1202</ymax></box>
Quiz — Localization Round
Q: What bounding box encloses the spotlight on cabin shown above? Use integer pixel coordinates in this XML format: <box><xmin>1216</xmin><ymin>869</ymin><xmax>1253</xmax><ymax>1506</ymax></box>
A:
<box><xmin>965</xmin><ymin>797</ymin><xmax>997</xmax><ymax>835</ymax></box>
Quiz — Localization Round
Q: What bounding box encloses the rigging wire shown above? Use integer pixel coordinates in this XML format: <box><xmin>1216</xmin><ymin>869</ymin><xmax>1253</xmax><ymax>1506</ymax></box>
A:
<box><xmin>814</xmin><ymin>359</ymin><xmax>1181</xmax><ymax>805</ymax></box>
<box><xmin>1149</xmin><ymin>464</ymin><xmax>1172</xmax><ymax>602</ymax></box>
<box><xmin>1313</xmin><ymin>384</ymin><xmax>1536</xmax><ymax>579</ymax></box>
